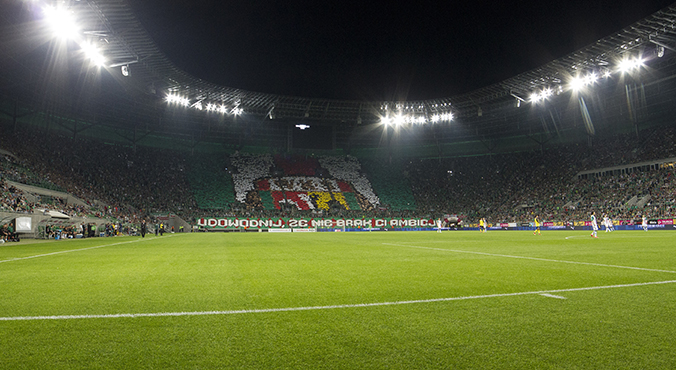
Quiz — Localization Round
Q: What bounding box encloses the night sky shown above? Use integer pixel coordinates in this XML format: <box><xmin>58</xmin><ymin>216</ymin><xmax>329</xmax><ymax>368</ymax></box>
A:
<box><xmin>129</xmin><ymin>0</ymin><xmax>675</xmax><ymax>101</ymax></box>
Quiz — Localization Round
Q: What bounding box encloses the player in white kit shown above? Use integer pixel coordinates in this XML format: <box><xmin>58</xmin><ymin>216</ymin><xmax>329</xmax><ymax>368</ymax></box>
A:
<box><xmin>642</xmin><ymin>215</ymin><xmax>648</xmax><ymax>232</ymax></box>
<box><xmin>591</xmin><ymin>212</ymin><xmax>598</xmax><ymax>238</ymax></box>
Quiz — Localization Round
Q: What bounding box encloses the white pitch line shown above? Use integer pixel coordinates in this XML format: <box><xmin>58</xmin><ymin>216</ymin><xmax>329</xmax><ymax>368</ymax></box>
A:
<box><xmin>1</xmin><ymin>279</ymin><xmax>674</xmax><ymax>322</ymax></box>
<box><xmin>0</xmin><ymin>236</ymin><xmax>167</xmax><ymax>264</ymax></box>
<box><xmin>565</xmin><ymin>234</ymin><xmax>667</xmax><ymax>240</ymax></box>
<box><xmin>540</xmin><ymin>293</ymin><xmax>567</xmax><ymax>299</ymax></box>
<box><xmin>382</xmin><ymin>243</ymin><xmax>676</xmax><ymax>274</ymax></box>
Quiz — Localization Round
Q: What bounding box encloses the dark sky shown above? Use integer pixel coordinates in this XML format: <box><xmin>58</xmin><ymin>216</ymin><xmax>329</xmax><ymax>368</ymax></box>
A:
<box><xmin>130</xmin><ymin>0</ymin><xmax>675</xmax><ymax>101</ymax></box>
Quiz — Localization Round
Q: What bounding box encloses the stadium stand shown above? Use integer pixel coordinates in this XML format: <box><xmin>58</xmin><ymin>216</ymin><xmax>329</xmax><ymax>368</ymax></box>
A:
<box><xmin>1</xmin><ymin>0</ymin><xmax>676</xmax><ymax>239</ymax></box>
<box><xmin>404</xmin><ymin>125</ymin><xmax>676</xmax><ymax>223</ymax></box>
<box><xmin>1</xmin><ymin>124</ymin><xmax>675</xmax><ymax>233</ymax></box>
<box><xmin>187</xmin><ymin>154</ymin><xmax>236</xmax><ymax>210</ymax></box>
<box><xmin>229</xmin><ymin>153</ymin><xmax>380</xmax><ymax>214</ymax></box>
<box><xmin>360</xmin><ymin>158</ymin><xmax>416</xmax><ymax>212</ymax></box>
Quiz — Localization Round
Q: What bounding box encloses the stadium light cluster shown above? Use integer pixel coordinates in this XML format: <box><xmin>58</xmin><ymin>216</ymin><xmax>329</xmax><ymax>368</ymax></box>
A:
<box><xmin>530</xmin><ymin>56</ymin><xmax>646</xmax><ymax>104</ymax></box>
<box><xmin>165</xmin><ymin>94</ymin><xmax>190</xmax><ymax>107</ymax></box>
<box><xmin>43</xmin><ymin>5</ymin><xmax>79</xmax><ymax>40</ymax></box>
<box><xmin>41</xmin><ymin>4</ymin><xmax>106</xmax><ymax>68</ymax></box>
<box><xmin>80</xmin><ymin>42</ymin><xmax>106</xmax><ymax>67</ymax></box>
<box><xmin>618</xmin><ymin>57</ymin><xmax>645</xmax><ymax>73</ymax></box>
<box><xmin>380</xmin><ymin>111</ymin><xmax>453</xmax><ymax>127</ymax></box>
<box><xmin>379</xmin><ymin>102</ymin><xmax>453</xmax><ymax>127</ymax></box>
<box><xmin>529</xmin><ymin>87</ymin><xmax>555</xmax><ymax>104</ymax></box>
<box><xmin>165</xmin><ymin>94</ymin><xmax>244</xmax><ymax>116</ymax></box>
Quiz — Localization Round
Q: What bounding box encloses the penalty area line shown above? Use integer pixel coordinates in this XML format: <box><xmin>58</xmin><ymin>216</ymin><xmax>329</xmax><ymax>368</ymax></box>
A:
<box><xmin>1</xmin><ymin>279</ymin><xmax>675</xmax><ymax>322</ymax></box>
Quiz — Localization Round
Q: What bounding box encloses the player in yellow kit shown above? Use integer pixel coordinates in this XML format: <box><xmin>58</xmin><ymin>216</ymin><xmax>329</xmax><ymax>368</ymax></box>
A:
<box><xmin>533</xmin><ymin>215</ymin><xmax>541</xmax><ymax>235</ymax></box>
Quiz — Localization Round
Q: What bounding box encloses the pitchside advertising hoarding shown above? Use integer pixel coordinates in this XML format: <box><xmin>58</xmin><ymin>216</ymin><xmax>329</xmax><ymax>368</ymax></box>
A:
<box><xmin>197</xmin><ymin>217</ymin><xmax>676</xmax><ymax>230</ymax></box>
<box><xmin>198</xmin><ymin>217</ymin><xmax>436</xmax><ymax>230</ymax></box>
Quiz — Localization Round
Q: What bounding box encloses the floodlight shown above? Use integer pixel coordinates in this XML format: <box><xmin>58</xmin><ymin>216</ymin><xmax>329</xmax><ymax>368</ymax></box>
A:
<box><xmin>431</xmin><ymin>114</ymin><xmax>440</xmax><ymax>123</ymax></box>
<box><xmin>43</xmin><ymin>5</ymin><xmax>79</xmax><ymax>40</ymax></box>
<box><xmin>618</xmin><ymin>57</ymin><xmax>642</xmax><ymax>73</ymax></box>
<box><xmin>380</xmin><ymin>116</ymin><xmax>391</xmax><ymax>126</ymax></box>
<box><xmin>635</xmin><ymin>57</ymin><xmax>645</xmax><ymax>68</ymax></box>
<box><xmin>570</xmin><ymin>76</ymin><xmax>584</xmax><ymax>91</ymax></box>
<box><xmin>121</xmin><ymin>65</ymin><xmax>130</xmax><ymax>77</ymax></box>
<box><xmin>232</xmin><ymin>107</ymin><xmax>243</xmax><ymax>115</ymax></box>
<box><xmin>80</xmin><ymin>42</ymin><xmax>105</xmax><ymax>67</ymax></box>
<box><xmin>295</xmin><ymin>124</ymin><xmax>310</xmax><ymax>130</ymax></box>
<box><xmin>618</xmin><ymin>59</ymin><xmax>632</xmax><ymax>73</ymax></box>
<box><xmin>166</xmin><ymin>94</ymin><xmax>189</xmax><ymax>107</ymax></box>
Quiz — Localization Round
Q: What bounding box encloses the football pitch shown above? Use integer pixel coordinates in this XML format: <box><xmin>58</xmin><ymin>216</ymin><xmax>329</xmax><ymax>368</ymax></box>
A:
<box><xmin>1</xmin><ymin>230</ymin><xmax>675</xmax><ymax>369</ymax></box>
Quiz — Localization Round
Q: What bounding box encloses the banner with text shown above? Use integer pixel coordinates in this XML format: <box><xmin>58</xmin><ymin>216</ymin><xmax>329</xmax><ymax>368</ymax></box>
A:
<box><xmin>197</xmin><ymin>217</ymin><xmax>436</xmax><ymax>229</ymax></box>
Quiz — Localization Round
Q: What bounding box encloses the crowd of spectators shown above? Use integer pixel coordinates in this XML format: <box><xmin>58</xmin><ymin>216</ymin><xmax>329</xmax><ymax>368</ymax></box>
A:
<box><xmin>1</xmin><ymin>125</ymin><xmax>675</xmax><ymax>231</ymax></box>
<box><xmin>187</xmin><ymin>154</ymin><xmax>235</xmax><ymax>210</ymax></box>
<box><xmin>406</xmin><ymin>126</ymin><xmax>676</xmax><ymax>224</ymax></box>
<box><xmin>1</xmin><ymin>132</ymin><xmax>195</xmax><ymax>225</ymax></box>
<box><xmin>0</xmin><ymin>177</ymin><xmax>34</xmax><ymax>213</ymax></box>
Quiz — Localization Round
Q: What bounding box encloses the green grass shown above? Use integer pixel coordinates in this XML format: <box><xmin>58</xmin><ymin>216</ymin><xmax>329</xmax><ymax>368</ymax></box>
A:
<box><xmin>1</xmin><ymin>230</ymin><xmax>675</xmax><ymax>369</ymax></box>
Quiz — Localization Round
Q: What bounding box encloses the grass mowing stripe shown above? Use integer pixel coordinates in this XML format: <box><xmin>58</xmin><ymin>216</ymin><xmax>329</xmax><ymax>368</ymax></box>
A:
<box><xmin>0</xmin><ymin>236</ymin><xmax>170</xmax><ymax>264</ymax></box>
<box><xmin>2</xmin><ymin>279</ymin><xmax>674</xmax><ymax>322</ymax></box>
<box><xmin>383</xmin><ymin>242</ymin><xmax>676</xmax><ymax>274</ymax></box>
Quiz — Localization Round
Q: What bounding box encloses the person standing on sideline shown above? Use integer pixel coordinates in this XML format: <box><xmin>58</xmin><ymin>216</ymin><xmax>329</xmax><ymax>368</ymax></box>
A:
<box><xmin>479</xmin><ymin>218</ymin><xmax>484</xmax><ymax>233</ymax></box>
<box><xmin>603</xmin><ymin>214</ymin><xmax>611</xmax><ymax>232</ymax></box>
<box><xmin>591</xmin><ymin>211</ymin><xmax>599</xmax><ymax>238</ymax></box>
<box><xmin>533</xmin><ymin>215</ymin><xmax>541</xmax><ymax>236</ymax></box>
<box><xmin>141</xmin><ymin>220</ymin><xmax>147</xmax><ymax>238</ymax></box>
<box><xmin>642</xmin><ymin>215</ymin><xmax>648</xmax><ymax>231</ymax></box>
<box><xmin>436</xmin><ymin>218</ymin><xmax>442</xmax><ymax>233</ymax></box>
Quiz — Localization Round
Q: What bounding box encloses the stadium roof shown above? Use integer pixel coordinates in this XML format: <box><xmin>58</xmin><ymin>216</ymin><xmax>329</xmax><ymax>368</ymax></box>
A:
<box><xmin>2</xmin><ymin>1</ymin><xmax>676</xmax><ymax>134</ymax></box>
